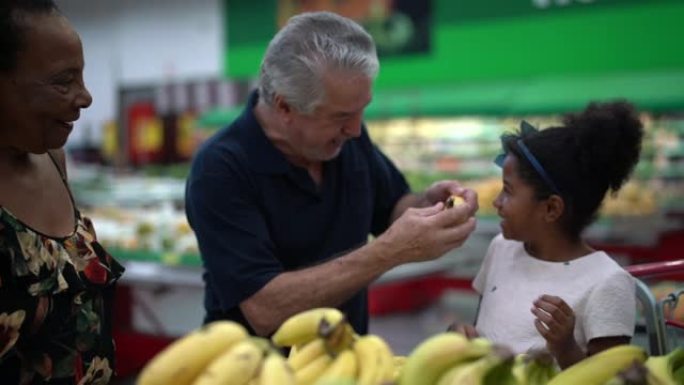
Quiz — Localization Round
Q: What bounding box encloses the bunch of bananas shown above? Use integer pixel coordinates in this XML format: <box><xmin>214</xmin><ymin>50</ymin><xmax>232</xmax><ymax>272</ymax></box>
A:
<box><xmin>136</xmin><ymin>320</ymin><xmax>250</xmax><ymax>385</ymax></box>
<box><xmin>273</xmin><ymin>307</ymin><xmax>398</xmax><ymax>385</ymax></box>
<box><xmin>547</xmin><ymin>345</ymin><xmax>684</xmax><ymax>385</ymax></box>
<box><xmin>398</xmin><ymin>336</ymin><xmax>682</xmax><ymax>385</ymax></box>
<box><xmin>643</xmin><ymin>346</ymin><xmax>684</xmax><ymax>385</ymax></box>
<box><xmin>398</xmin><ymin>332</ymin><xmax>516</xmax><ymax>385</ymax></box>
<box><xmin>135</xmin><ymin>308</ymin><xmax>684</xmax><ymax>385</ymax></box>
<box><xmin>136</xmin><ymin>321</ymin><xmax>294</xmax><ymax>385</ymax></box>
<box><xmin>597</xmin><ymin>346</ymin><xmax>684</xmax><ymax>385</ymax></box>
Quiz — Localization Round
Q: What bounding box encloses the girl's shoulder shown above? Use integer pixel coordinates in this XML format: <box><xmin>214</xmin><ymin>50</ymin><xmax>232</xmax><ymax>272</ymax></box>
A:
<box><xmin>582</xmin><ymin>251</ymin><xmax>635</xmax><ymax>284</ymax></box>
<box><xmin>583</xmin><ymin>250</ymin><xmax>630</xmax><ymax>271</ymax></box>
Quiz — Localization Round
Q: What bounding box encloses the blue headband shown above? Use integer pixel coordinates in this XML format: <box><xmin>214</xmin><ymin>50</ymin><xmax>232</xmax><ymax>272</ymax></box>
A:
<box><xmin>494</xmin><ymin>121</ymin><xmax>562</xmax><ymax>195</ymax></box>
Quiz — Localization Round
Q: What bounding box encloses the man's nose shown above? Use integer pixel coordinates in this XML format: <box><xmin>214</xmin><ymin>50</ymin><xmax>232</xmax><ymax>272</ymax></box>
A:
<box><xmin>342</xmin><ymin>112</ymin><xmax>363</xmax><ymax>138</ymax></box>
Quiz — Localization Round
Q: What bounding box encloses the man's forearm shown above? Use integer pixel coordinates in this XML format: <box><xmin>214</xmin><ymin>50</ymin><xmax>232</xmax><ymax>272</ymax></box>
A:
<box><xmin>240</xmin><ymin>239</ymin><xmax>397</xmax><ymax>336</ymax></box>
<box><xmin>240</xmin><ymin>193</ymin><xmax>475</xmax><ymax>336</ymax></box>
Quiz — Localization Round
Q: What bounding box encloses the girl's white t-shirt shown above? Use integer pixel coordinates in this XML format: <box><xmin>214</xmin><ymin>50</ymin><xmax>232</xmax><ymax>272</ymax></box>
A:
<box><xmin>473</xmin><ymin>234</ymin><xmax>636</xmax><ymax>354</ymax></box>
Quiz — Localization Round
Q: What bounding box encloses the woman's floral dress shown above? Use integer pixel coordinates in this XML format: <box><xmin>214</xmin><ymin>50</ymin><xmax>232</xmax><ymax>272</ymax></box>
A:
<box><xmin>0</xmin><ymin>205</ymin><xmax>124</xmax><ymax>385</ymax></box>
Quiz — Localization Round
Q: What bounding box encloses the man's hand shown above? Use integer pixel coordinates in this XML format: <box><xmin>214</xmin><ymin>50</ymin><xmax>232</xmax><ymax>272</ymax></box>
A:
<box><xmin>532</xmin><ymin>295</ymin><xmax>578</xmax><ymax>355</ymax></box>
<box><xmin>376</xmin><ymin>201</ymin><xmax>476</xmax><ymax>266</ymax></box>
<box><xmin>424</xmin><ymin>180</ymin><xmax>479</xmax><ymax>217</ymax></box>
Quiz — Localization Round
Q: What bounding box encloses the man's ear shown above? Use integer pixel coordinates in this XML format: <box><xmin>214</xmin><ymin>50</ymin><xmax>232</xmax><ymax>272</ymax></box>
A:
<box><xmin>273</xmin><ymin>95</ymin><xmax>293</xmax><ymax>123</ymax></box>
<box><xmin>544</xmin><ymin>195</ymin><xmax>565</xmax><ymax>222</ymax></box>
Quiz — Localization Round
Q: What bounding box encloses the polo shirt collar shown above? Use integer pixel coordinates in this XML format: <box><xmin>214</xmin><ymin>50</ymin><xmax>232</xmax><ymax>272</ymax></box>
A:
<box><xmin>239</xmin><ymin>91</ymin><xmax>290</xmax><ymax>174</ymax></box>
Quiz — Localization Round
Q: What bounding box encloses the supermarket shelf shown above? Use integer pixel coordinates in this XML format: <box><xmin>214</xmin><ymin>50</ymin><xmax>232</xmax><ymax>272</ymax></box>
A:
<box><xmin>117</xmin><ymin>248</ymin><xmax>471</xmax><ymax>289</ymax></box>
<box><xmin>110</xmin><ymin>248</ymin><xmax>201</xmax><ymax>267</ymax></box>
<box><xmin>476</xmin><ymin>214</ymin><xmax>677</xmax><ymax>247</ymax></box>
<box><xmin>113</xmin><ymin>213</ymin><xmax>681</xmax><ymax>287</ymax></box>
<box><xmin>119</xmin><ymin>261</ymin><xmax>202</xmax><ymax>287</ymax></box>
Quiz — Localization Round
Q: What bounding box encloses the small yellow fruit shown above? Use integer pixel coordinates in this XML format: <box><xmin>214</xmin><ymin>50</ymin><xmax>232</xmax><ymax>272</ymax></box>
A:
<box><xmin>445</xmin><ymin>195</ymin><xmax>465</xmax><ymax>209</ymax></box>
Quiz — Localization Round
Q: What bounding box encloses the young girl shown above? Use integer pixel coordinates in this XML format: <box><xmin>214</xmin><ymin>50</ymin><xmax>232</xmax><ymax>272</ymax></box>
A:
<box><xmin>459</xmin><ymin>101</ymin><xmax>643</xmax><ymax>369</ymax></box>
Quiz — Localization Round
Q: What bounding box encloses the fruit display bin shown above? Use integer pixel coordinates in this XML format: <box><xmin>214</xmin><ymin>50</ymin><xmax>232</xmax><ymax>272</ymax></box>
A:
<box><xmin>626</xmin><ymin>259</ymin><xmax>684</xmax><ymax>355</ymax></box>
<box><xmin>109</xmin><ymin>224</ymin><xmax>683</xmax><ymax>378</ymax></box>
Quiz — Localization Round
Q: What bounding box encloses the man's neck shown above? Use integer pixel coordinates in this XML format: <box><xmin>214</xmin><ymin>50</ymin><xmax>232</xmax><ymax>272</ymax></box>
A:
<box><xmin>253</xmin><ymin>100</ymin><xmax>321</xmax><ymax>171</ymax></box>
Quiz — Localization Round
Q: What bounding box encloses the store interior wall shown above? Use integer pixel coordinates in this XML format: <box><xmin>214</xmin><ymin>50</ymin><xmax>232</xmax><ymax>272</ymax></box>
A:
<box><xmin>56</xmin><ymin>0</ymin><xmax>224</xmax><ymax>147</ymax></box>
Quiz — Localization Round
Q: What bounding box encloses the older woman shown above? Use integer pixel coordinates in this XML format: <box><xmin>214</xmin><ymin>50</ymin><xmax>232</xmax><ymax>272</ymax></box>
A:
<box><xmin>0</xmin><ymin>1</ymin><xmax>123</xmax><ymax>384</ymax></box>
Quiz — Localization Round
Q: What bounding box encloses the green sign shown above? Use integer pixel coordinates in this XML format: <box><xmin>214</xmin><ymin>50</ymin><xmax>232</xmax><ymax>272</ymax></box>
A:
<box><xmin>223</xmin><ymin>0</ymin><xmax>684</xmax><ymax>113</ymax></box>
<box><xmin>437</xmin><ymin>0</ymin><xmax>675</xmax><ymax>23</ymax></box>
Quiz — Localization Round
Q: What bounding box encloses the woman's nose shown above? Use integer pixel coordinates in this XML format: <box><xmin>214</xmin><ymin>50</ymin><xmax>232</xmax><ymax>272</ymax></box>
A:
<box><xmin>76</xmin><ymin>84</ymin><xmax>92</xmax><ymax>109</ymax></box>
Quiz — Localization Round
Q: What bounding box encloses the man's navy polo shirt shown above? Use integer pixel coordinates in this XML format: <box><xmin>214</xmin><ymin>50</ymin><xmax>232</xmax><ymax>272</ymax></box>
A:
<box><xmin>185</xmin><ymin>91</ymin><xmax>409</xmax><ymax>335</ymax></box>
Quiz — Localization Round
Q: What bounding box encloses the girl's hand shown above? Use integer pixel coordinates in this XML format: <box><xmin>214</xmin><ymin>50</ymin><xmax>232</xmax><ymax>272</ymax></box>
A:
<box><xmin>531</xmin><ymin>295</ymin><xmax>577</xmax><ymax>354</ymax></box>
<box><xmin>446</xmin><ymin>322</ymin><xmax>479</xmax><ymax>339</ymax></box>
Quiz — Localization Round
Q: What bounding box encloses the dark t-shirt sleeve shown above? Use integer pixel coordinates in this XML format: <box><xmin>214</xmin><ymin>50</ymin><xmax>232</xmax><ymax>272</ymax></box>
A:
<box><xmin>185</xmin><ymin>145</ymin><xmax>282</xmax><ymax>312</ymax></box>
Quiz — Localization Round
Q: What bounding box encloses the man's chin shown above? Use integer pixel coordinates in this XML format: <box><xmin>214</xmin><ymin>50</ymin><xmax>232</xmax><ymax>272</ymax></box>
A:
<box><xmin>324</xmin><ymin>149</ymin><xmax>342</xmax><ymax>161</ymax></box>
<box><xmin>328</xmin><ymin>142</ymin><xmax>346</xmax><ymax>159</ymax></box>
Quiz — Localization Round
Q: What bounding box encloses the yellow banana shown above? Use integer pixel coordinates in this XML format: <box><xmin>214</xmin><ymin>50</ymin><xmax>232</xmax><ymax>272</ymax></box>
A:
<box><xmin>511</xmin><ymin>353</ymin><xmax>528</xmax><ymax>385</ymax></box>
<box><xmin>644</xmin><ymin>347</ymin><xmax>684</xmax><ymax>385</ymax></box>
<box><xmin>373</xmin><ymin>335</ymin><xmax>396</xmax><ymax>383</ymax></box>
<box><xmin>192</xmin><ymin>339</ymin><xmax>265</xmax><ymax>385</ymax></box>
<box><xmin>272</xmin><ymin>307</ymin><xmax>345</xmax><ymax>347</ymax></box>
<box><xmin>398</xmin><ymin>332</ymin><xmax>492</xmax><ymax>385</ymax></box>
<box><xmin>289</xmin><ymin>344</ymin><xmax>299</xmax><ymax>358</ymax></box>
<box><xmin>354</xmin><ymin>335</ymin><xmax>383</xmax><ymax>385</ymax></box>
<box><xmin>435</xmin><ymin>363</ymin><xmax>471</xmax><ymax>385</ymax></box>
<box><xmin>311</xmin><ymin>379</ymin><xmax>356</xmax><ymax>385</ymax></box>
<box><xmin>547</xmin><ymin>344</ymin><xmax>647</xmax><ymax>385</ymax></box>
<box><xmin>288</xmin><ymin>338</ymin><xmax>328</xmax><ymax>371</ymax></box>
<box><xmin>444</xmin><ymin>346</ymin><xmax>515</xmax><ymax>385</ymax></box>
<box><xmin>325</xmin><ymin>323</ymin><xmax>358</xmax><ymax>355</ymax></box>
<box><xmin>354</xmin><ymin>334</ymin><xmax>394</xmax><ymax>385</ymax></box>
<box><xmin>674</xmin><ymin>365</ymin><xmax>684</xmax><ymax>385</ymax></box>
<box><xmin>137</xmin><ymin>321</ymin><xmax>248</xmax><ymax>385</ymax></box>
<box><xmin>315</xmin><ymin>349</ymin><xmax>358</xmax><ymax>384</ymax></box>
<box><xmin>259</xmin><ymin>351</ymin><xmax>296</xmax><ymax>385</ymax></box>
<box><xmin>392</xmin><ymin>356</ymin><xmax>407</xmax><ymax>383</ymax></box>
<box><xmin>470</xmin><ymin>337</ymin><xmax>494</xmax><ymax>350</ymax></box>
<box><xmin>295</xmin><ymin>352</ymin><xmax>333</xmax><ymax>385</ymax></box>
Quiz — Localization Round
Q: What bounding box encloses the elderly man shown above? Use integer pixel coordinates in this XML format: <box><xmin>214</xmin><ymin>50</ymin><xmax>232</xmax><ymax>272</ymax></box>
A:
<box><xmin>186</xmin><ymin>11</ymin><xmax>477</xmax><ymax>336</ymax></box>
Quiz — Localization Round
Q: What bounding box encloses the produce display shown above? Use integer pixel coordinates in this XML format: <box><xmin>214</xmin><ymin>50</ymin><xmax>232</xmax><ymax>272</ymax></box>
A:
<box><xmin>137</xmin><ymin>307</ymin><xmax>684</xmax><ymax>385</ymax></box>
<box><xmin>598</xmin><ymin>181</ymin><xmax>659</xmax><ymax>217</ymax></box>
<box><xmin>82</xmin><ymin>205</ymin><xmax>199</xmax><ymax>256</ymax></box>
<box><xmin>80</xmin><ymin>176</ymin><xmax>659</xmax><ymax>260</ymax></box>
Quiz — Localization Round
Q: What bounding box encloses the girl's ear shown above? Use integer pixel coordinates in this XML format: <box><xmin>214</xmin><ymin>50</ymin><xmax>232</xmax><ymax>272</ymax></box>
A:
<box><xmin>544</xmin><ymin>195</ymin><xmax>565</xmax><ymax>222</ymax></box>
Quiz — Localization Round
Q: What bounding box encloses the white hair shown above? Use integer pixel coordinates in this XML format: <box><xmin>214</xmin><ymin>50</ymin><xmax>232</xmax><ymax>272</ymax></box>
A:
<box><xmin>258</xmin><ymin>11</ymin><xmax>379</xmax><ymax>114</ymax></box>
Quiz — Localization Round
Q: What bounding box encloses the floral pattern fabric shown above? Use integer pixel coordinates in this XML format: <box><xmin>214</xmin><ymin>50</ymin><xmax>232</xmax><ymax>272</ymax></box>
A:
<box><xmin>0</xmin><ymin>207</ymin><xmax>124</xmax><ymax>385</ymax></box>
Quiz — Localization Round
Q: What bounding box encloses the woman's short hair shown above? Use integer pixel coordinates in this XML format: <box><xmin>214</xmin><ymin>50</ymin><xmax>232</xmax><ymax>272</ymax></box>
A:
<box><xmin>0</xmin><ymin>0</ymin><xmax>59</xmax><ymax>72</ymax></box>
